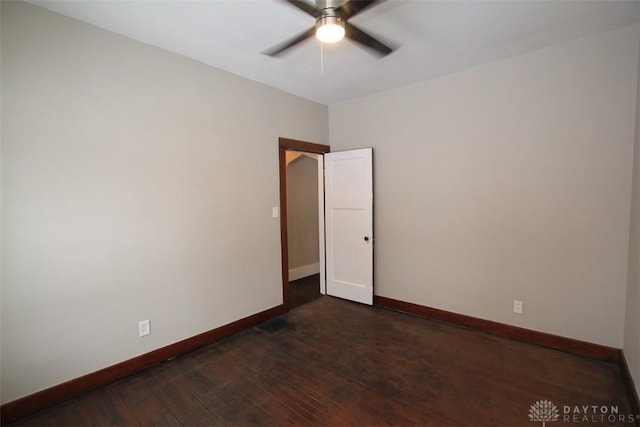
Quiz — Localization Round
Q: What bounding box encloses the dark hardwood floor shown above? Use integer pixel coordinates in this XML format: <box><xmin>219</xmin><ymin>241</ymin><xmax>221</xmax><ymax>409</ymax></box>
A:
<box><xmin>289</xmin><ymin>274</ymin><xmax>322</xmax><ymax>310</ymax></box>
<box><xmin>7</xmin><ymin>295</ymin><xmax>636</xmax><ymax>426</ymax></box>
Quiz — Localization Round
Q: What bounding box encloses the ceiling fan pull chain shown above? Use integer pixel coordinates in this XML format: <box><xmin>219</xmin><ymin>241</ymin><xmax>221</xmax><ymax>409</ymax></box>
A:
<box><xmin>320</xmin><ymin>42</ymin><xmax>324</xmax><ymax>76</ymax></box>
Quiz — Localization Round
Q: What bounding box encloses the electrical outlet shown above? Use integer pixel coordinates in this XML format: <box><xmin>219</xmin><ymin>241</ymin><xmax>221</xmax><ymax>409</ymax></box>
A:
<box><xmin>138</xmin><ymin>319</ymin><xmax>150</xmax><ymax>337</ymax></box>
<box><xmin>513</xmin><ymin>300</ymin><xmax>523</xmax><ymax>314</ymax></box>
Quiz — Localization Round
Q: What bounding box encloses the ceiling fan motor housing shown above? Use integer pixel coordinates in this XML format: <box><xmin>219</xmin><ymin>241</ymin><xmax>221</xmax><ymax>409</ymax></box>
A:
<box><xmin>315</xmin><ymin>0</ymin><xmax>345</xmax><ymax>43</ymax></box>
<box><xmin>316</xmin><ymin>13</ymin><xmax>344</xmax><ymax>31</ymax></box>
<box><xmin>317</xmin><ymin>0</ymin><xmax>346</xmax><ymax>11</ymax></box>
<box><xmin>316</xmin><ymin>0</ymin><xmax>345</xmax><ymax>30</ymax></box>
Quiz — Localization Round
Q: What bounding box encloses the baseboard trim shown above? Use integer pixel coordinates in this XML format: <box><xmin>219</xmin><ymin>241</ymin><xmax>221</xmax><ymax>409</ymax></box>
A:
<box><xmin>374</xmin><ymin>296</ymin><xmax>620</xmax><ymax>363</ymax></box>
<box><xmin>289</xmin><ymin>262</ymin><xmax>320</xmax><ymax>281</ymax></box>
<box><xmin>0</xmin><ymin>303</ymin><xmax>287</xmax><ymax>425</ymax></box>
<box><xmin>620</xmin><ymin>350</ymin><xmax>640</xmax><ymax>425</ymax></box>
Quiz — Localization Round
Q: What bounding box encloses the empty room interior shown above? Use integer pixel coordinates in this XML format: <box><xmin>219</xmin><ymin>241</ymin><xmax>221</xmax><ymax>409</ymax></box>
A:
<box><xmin>2</xmin><ymin>0</ymin><xmax>640</xmax><ymax>425</ymax></box>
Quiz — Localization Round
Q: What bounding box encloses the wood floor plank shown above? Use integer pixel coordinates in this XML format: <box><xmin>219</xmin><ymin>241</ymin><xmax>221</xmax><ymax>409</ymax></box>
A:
<box><xmin>199</xmin><ymin>348</ymin><xmax>331</xmax><ymax>425</ymax></box>
<box><xmin>149</xmin><ymin>372</ymin><xmax>223</xmax><ymax>426</ymax></box>
<box><xmin>110</xmin><ymin>372</ymin><xmax>181</xmax><ymax>426</ymax></box>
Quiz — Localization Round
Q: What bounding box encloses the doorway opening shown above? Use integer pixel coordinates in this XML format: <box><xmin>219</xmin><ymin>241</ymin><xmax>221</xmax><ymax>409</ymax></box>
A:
<box><xmin>278</xmin><ymin>138</ymin><xmax>330</xmax><ymax>310</ymax></box>
<box><xmin>286</xmin><ymin>151</ymin><xmax>321</xmax><ymax>309</ymax></box>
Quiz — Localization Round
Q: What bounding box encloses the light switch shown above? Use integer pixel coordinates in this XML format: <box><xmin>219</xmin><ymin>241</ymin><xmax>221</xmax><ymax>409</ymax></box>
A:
<box><xmin>272</xmin><ymin>207</ymin><xmax>279</xmax><ymax>218</ymax></box>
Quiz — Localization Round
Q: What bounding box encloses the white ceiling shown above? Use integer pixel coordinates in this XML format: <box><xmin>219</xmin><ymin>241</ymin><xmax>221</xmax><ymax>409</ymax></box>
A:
<box><xmin>29</xmin><ymin>0</ymin><xmax>640</xmax><ymax>105</ymax></box>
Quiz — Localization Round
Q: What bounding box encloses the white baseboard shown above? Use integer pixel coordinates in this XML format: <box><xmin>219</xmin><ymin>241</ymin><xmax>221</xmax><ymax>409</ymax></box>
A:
<box><xmin>289</xmin><ymin>262</ymin><xmax>320</xmax><ymax>281</ymax></box>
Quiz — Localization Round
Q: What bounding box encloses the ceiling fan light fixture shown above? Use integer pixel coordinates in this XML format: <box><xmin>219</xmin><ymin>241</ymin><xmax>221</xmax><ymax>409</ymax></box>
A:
<box><xmin>316</xmin><ymin>15</ymin><xmax>345</xmax><ymax>43</ymax></box>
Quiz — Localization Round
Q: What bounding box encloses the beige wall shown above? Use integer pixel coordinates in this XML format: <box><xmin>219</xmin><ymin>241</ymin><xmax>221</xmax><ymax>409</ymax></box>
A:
<box><xmin>330</xmin><ymin>24</ymin><xmax>640</xmax><ymax>348</ymax></box>
<box><xmin>624</xmin><ymin>32</ymin><xmax>640</xmax><ymax>397</ymax></box>
<box><xmin>0</xmin><ymin>1</ymin><xmax>327</xmax><ymax>403</ymax></box>
<box><xmin>287</xmin><ymin>154</ymin><xmax>319</xmax><ymax>271</ymax></box>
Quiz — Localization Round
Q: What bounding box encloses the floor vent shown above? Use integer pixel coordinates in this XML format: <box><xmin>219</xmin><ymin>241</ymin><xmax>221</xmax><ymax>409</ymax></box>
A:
<box><xmin>255</xmin><ymin>317</ymin><xmax>292</xmax><ymax>335</ymax></box>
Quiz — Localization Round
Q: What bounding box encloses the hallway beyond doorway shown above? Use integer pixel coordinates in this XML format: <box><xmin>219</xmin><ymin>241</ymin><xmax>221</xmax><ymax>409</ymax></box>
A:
<box><xmin>289</xmin><ymin>274</ymin><xmax>322</xmax><ymax>309</ymax></box>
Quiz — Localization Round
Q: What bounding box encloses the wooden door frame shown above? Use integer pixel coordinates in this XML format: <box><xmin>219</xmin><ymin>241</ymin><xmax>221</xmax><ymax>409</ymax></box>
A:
<box><xmin>279</xmin><ymin>137</ymin><xmax>330</xmax><ymax>310</ymax></box>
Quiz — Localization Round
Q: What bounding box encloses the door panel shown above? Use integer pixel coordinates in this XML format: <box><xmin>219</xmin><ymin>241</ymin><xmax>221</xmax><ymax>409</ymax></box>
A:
<box><xmin>324</xmin><ymin>148</ymin><xmax>373</xmax><ymax>305</ymax></box>
<box><xmin>332</xmin><ymin>209</ymin><xmax>365</xmax><ymax>284</ymax></box>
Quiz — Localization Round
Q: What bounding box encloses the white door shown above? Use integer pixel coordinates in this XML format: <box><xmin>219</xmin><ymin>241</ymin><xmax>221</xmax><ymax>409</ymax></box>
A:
<box><xmin>324</xmin><ymin>148</ymin><xmax>373</xmax><ymax>305</ymax></box>
<box><xmin>317</xmin><ymin>154</ymin><xmax>326</xmax><ymax>295</ymax></box>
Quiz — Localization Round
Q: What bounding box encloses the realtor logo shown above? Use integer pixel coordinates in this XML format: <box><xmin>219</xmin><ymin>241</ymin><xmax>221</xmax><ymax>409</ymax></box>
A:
<box><xmin>529</xmin><ymin>400</ymin><xmax>560</xmax><ymax>427</ymax></box>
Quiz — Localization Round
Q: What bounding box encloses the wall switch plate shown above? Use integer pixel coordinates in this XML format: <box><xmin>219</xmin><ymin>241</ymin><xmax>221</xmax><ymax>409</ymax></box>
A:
<box><xmin>139</xmin><ymin>319</ymin><xmax>150</xmax><ymax>337</ymax></box>
<box><xmin>272</xmin><ymin>206</ymin><xmax>279</xmax><ymax>218</ymax></box>
<box><xmin>513</xmin><ymin>300</ymin><xmax>523</xmax><ymax>314</ymax></box>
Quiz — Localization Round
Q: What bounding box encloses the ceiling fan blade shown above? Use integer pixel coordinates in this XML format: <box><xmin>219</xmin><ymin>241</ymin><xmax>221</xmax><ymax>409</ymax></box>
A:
<box><xmin>262</xmin><ymin>26</ymin><xmax>316</xmax><ymax>56</ymax></box>
<box><xmin>344</xmin><ymin>22</ymin><xmax>393</xmax><ymax>57</ymax></box>
<box><xmin>285</xmin><ymin>0</ymin><xmax>322</xmax><ymax>18</ymax></box>
<box><xmin>335</xmin><ymin>0</ymin><xmax>384</xmax><ymax>19</ymax></box>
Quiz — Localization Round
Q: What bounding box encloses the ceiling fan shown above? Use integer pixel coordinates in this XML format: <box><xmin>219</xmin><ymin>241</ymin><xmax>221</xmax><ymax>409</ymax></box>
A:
<box><xmin>263</xmin><ymin>0</ymin><xmax>394</xmax><ymax>58</ymax></box>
